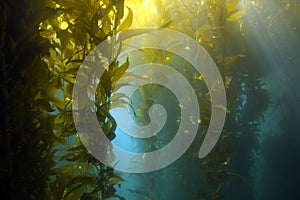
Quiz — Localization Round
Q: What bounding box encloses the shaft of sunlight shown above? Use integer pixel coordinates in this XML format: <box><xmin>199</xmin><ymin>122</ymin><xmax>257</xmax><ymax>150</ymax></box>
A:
<box><xmin>125</xmin><ymin>0</ymin><xmax>159</xmax><ymax>27</ymax></box>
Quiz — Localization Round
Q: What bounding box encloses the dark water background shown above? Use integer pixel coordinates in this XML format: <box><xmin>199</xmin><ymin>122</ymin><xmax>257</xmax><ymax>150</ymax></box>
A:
<box><xmin>227</xmin><ymin>1</ymin><xmax>300</xmax><ymax>199</ymax></box>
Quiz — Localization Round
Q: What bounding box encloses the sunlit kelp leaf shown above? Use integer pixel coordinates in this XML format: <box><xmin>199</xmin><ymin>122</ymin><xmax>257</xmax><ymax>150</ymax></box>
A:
<box><xmin>102</xmin><ymin>16</ymin><xmax>113</xmax><ymax>35</ymax></box>
<box><xmin>39</xmin><ymin>21</ymin><xmax>57</xmax><ymax>39</ymax></box>
<box><xmin>205</xmin><ymin>92</ymin><xmax>212</xmax><ymax>102</ymax></box>
<box><xmin>65</xmin><ymin>9</ymin><xmax>82</xmax><ymax>25</ymax></box>
<box><xmin>39</xmin><ymin>28</ymin><xmax>57</xmax><ymax>39</ymax></box>
<box><xmin>61</xmin><ymin>66</ymin><xmax>80</xmax><ymax>78</ymax></box>
<box><xmin>54</xmin><ymin>112</ymin><xmax>65</xmax><ymax>125</ymax></box>
<box><xmin>226</xmin><ymin>0</ymin><xmax>239</xmax><ymax>12</ymax></box>
<box><xmin>110</xmin><ymin>93</ymin><xmax>131</xmax><ymax>103</ymax></box>
<box><xmin>110</xmin><ymin>99</ymin><xmax>131</xmax><ymax>110</ymax></box>
<box><xmin>51</xmin><ymin>97</ymin><xmax>66</xmax><ymax>110</ymax></box>
<box><xmin>159</xmin><ymin>20</ymin><xmax>173</xmax><ymax>28</ymax></box>
<box><xmin>195</xmin><ymin>74</ymin><xmax>204</xmax><ymax>81</ymax></box>
<box><xmin>225</xmin><ymin>76</ymin><xmax>233</xmax><ymax>88</ymax></box>
<box><xmin>118</xmin><ymin>6</ymin><xmax>133</xmax><ymax>31</ymax></box>
<box><xmin>57</xmin><ymin>14</ymin><xmax>69</xmax><ymax>30</ymax></box>
<box><xmin>195</xmin><ymin>24</ymin><xmax>213</xmax><ymax>38</ymax></box>
<box><xmin>43</xmin><ymin>48</ymin><xmax>64</xmax><ymax>74</ymax></box>
<box><xmin>227</xmin><ymin>10</ymin><xmax>244</xmax><ymax>21</ymax></box>
<box><xmin>113</xmin><ymin>0</ymin><xmax>125</xmax><ymax>26</ymax></box>
<box><xmin>63</xmin><ymin>74</ymin><xmax>76</xmax><ymax>84</ymax></box>
<box><xmin>92</xmin><ymin>16</ymin><xmax>109</xmax><ymax>38</ymax></box>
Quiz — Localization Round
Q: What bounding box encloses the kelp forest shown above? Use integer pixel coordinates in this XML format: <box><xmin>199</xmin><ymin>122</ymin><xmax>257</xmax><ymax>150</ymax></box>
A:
<box><xmin>1</xmin><ymin>0</ymin><xmax>300</xmax><ymax>199</ymax></box>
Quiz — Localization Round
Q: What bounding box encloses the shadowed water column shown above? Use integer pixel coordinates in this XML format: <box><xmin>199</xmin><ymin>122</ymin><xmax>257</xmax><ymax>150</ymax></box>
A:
<box><xmin>111</xmin><ymin>47</ymin><xmax>208</xmax><ymax>199</ymax></box>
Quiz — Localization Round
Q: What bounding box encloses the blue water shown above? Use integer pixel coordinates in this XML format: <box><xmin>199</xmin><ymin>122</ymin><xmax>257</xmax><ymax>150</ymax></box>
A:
<box><xmin>111</xmin><ymin>0</ymin><xmax>300</xmax><ymax>199</ymax></box>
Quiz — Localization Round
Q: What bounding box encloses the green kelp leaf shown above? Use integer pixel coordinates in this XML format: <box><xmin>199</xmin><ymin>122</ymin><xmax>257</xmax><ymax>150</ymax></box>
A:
<box><xmin>62</xmin><ymin>42</ymin><xmax>76</xmax><ymax>59</ymax></box>
<box><xmin>226</xmin><ymin>0</ymin><xmax>239</xmax><ymax>12</ymax></box>
<box><xmin>39</xmin><ymin>20</ymin><xmax>57</xmax><ymax>39</ymax></box>
<box><xmin>108</xmin><ymin>176</ymin><xmax>125</xmax><ymax>186</ymax></box>
<box><xmin>51</xmin><ymin>97</ymin><xmax>65</xmax><ymax>110</ymax></box>
<box><xmin>65</xmin><ymin>176</ymin><xmax>97</xmax><ymax>188</ymax></box>
<box><xmin>159</xmin><ymin>20</ymin><xmax>173</xmax><ymax>28</ymax></box>
<box><xmin>102</xmin><ymin>16</ymin><xmax>113</xmax><ymax>35</ymax></box>
<box><xmin>195</xmin><ymin>24</ymin><xmax>213</xmax><ymax>39</ymax></box>
<box><xmin>114</xmin><ymin>0</ymin><xmax>125</xmax><ymax>26</ymax></box>
<box><xmin>118</xmin><ymin>7</ymin><xmax>133</xmax><ymax>31</ymax></box>
<box><xmin>67</xmin><ymin>144</ymin><xmax>86</xmax><ymax>152</ymax></box>
<box><xmin>63</xmin><ymin>73</ymin><xmax>76</xmax><ymax>84</ymax></box>
<box><xmin>57</xmin><ymin>30</ymin><xmax>71</xmax><ymax>49</ymax></box>
<box><xmin>111</xmin><ymin>60</ymin><xmax>129</xmax><ymax>84</ymax></box>
<box><xmin>53</xmin><ymin>134</ymin><xmax>67</xmax><ymax>145</ymax></box>
<box><xmin>111</xmin><ymin>93</ymin><xmax>131</xmax><ymax>102</ymax></box>
<box><xmin>43</xmin><ymin>48</ymin><xmax>57</xmax><ymax>69</ymax></box>
<box><xmin>54</xmin><ymin>113</ymin><xmax>65</xmax><ymax>124</ymax></box>
<box><xmin>110</xmin><ymin>99</ymin><xmax>130</xmax><ymax>109</ymax></box>
<box><xmin>66</xmin><ymin>154</ymin><xmax>82</xmax><ymax>162</ymax></box>
<box><xmin>58</xmin><ymin>153</ymin><xmax>74</xmax><ymax>161</ymax></box>
<box><xmin>121</xmin><ymin>72</ymin><xmax>150</xmax><ymax>81</ymax></box>
<box><xmin>113</xmin><ymin>82</ymin><xmax>135</xmax><ymax>92</ymax></box>
<box><xmin>225</xmin><ymin>76</ymin><xmax>233</xmax><ymax>88</ymax></box>
<box><xmin>40</xmin><ymin>28</ymin><xmax>57</xmax><ymax>39</ymax></box>
<box><xmin>227</xmin><ymin>10</ymin><xmax>244</xmax><ymax>21</ymax></box>
<box><xmin>106</xmin><ymin>130</ymin><xmax>116</xmax><ymax>140</ymax></box>
<box><xmin>98</xmin><ymin>70</ymin><xmax>112</xmax><ymax>95</ymax></box>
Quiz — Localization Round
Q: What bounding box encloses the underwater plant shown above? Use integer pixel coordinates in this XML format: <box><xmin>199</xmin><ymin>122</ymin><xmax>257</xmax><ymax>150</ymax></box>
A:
<box><xmin>1</xmin><ymin>0</ymin><xmax>130</xmax><ymax>199</ymax></box>
<box><xmin>0</xmin><ymin>0</ymin><xmax>279</xmax><ymax>199</ymax></box>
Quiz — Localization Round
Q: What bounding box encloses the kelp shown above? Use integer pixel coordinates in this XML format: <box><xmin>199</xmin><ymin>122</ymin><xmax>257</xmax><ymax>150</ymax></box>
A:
<box><xmin>126</xmin><ymin>0</ymin><xmax>247</xmax><ymax>199</ymax></box>
<box><xmin>0</xmin><ymin>0</ymin><xmax>276</xmax><ymax>199</ymax></box>
<box><xmin>1</xmin><ymin>0</ymin><xmax>130</xmax><ymax>199</ymax></box>
<box><xmin>38</xmin><ymin>0</ymin><xmax>133</xmax><ymax>199</ymax></box>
